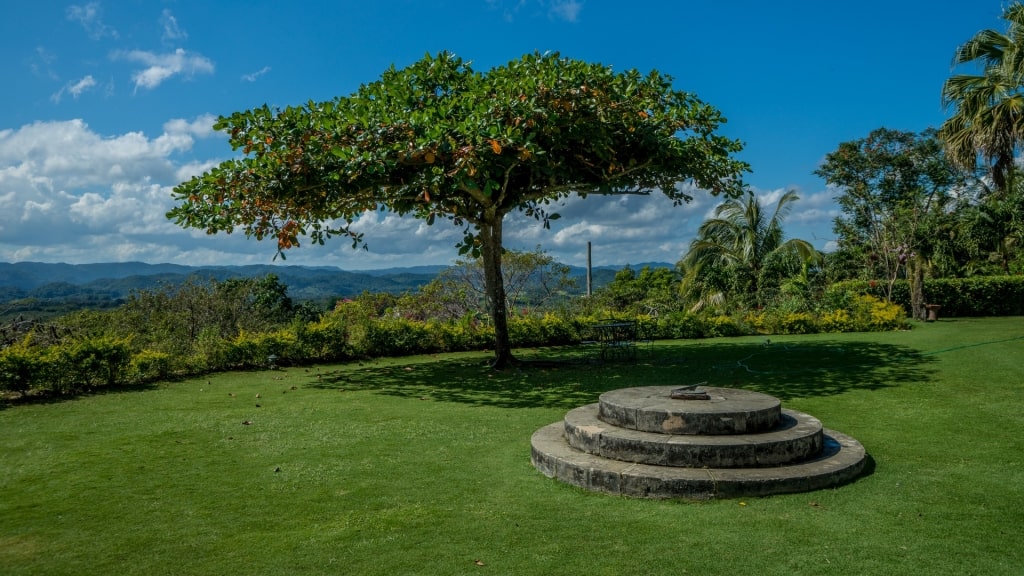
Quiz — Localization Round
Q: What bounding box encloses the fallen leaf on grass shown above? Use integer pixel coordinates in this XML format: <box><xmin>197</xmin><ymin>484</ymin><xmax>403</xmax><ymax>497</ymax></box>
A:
<box><xmin>474</xmin><ymin>560</ymin><xmax>485</xmax><ymax>566</ymax></box>
<box><xmin>242</xmin><ymin>420</ymin><xmax>252</xmax><ymax>425</ymax></box>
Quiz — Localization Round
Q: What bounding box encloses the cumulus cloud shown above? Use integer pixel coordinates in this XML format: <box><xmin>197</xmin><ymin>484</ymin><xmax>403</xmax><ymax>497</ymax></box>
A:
<box><xmin>113</xmin><ymin>48</ymin><xmax>214</xmax><ymax>91</ymax></box>
<box><xmin>66</xmin><ymin>2</ymin><xmax>118</xmax><ymax>40</ymax></box>
<box><xmin>0</xmin><ymin>118</ymin><xmax>224</xmax><ymax>263</ymax></box>
<box><xmin>162</xmin><ymin>114</ymin><xmax>218</xmax><ymax>139</ymax></box>
<box><xmin>0</xmin><ymin>119</ymin><xmax>839</xmax><ymax>268</ymax></box>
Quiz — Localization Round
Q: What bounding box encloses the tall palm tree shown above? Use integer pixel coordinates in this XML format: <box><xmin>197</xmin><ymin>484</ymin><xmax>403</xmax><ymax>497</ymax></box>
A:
<box><xmin>939</xmin><ymin>2</ymin><xmax>1024</xmax><ymax>193</ymax></box>
<box><xmin>678</xmin><ymin>190</ymin><xmax>820</xmax><ymax>311</ymax></box>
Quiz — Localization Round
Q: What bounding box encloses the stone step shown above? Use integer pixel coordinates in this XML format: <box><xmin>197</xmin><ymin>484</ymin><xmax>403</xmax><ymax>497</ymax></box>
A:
<box><xmin>531</xmin><ymin>422</ymin><xmax>867</xmax><ymax>500</ymax></box>
<box><xmin>565</xmin><ymin>404</ymin><xmax>824</xmax><ymax>468</ymax></box>
<box><xmin>598</xmin><ymin>386</ymin><xmax>781</xmax><ymax>435</ymax></box>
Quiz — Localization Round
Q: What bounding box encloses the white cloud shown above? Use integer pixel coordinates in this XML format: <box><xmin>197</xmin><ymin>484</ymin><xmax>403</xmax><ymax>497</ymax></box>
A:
<box><xmin>163</xmin><ymin>114</ymin><xmax>218</xmax><ymax>139</ymax></box>
<box><xmin>66</xmin><ymin>2</ymin><xmax>118</xmax><ymax>40</ymax></box>
<box><xmin>112</xmin><ymin>48</ymin><xmax>214</xmax><ymax>91</ymax></box>
<box><xmin>241</xmin><ymin>66</ymin><xmax>271</xmax><ymax>82</ymax></box>
<box><xmin>160</xmin><ymin>9</ymin><xmax>188</xmax><ymax>43</ymax></box>
<box><xmin>51</xmin><ymin>75</ymin><xmax>98</xmax><ymax>103</ymax></box>
<box><xmin>486</xmin><ymin>0</ymin><xmax>581</xmax><ymax>23</ymax></box>
<box><xmin>29</xmin><ymin>46</ymin><xmax>59</xmax><ymax>80</ymax></box>
<box><xmin>548</xmin><ymin>0</ymin><xmax>583</xmax><ymax>22</ymax></box>
<box><xmin>0</xmin><ymin>119</ymin><xmax>838</xmax><ymax>268</ymax></box>
<box><xmin>747</xmin><ymin>186</ymin><xmax>840</xmax><ymax>248</ymax></box>
<box><xmin>0</xmin><ymin>118</ymin><xmax>224</xmax><ymax>263</ymax></box>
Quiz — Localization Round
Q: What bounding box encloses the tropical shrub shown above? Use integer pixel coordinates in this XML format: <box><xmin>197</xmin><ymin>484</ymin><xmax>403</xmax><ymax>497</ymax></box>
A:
<box><xmin>128</xmin><ymin>350</ymin><xmax>172</xmax><ymax>383</ymax></box>
<box><xmin>0</xmin><ymin>337</ymin><xmax>44</xmax><ymax>393</ymax></box>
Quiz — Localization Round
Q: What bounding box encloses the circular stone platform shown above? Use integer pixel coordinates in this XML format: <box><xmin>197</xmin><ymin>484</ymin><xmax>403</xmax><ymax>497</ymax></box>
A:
<box><xmin>566</xmin><ymin>405</ymin><xmax>824</xmax><ymax>468</ymax></box>
<box><xmin>598</xmin><ymin>386</ymin><xmax>782</xmax><ymax>435</ymax></box>
<box><xmin>531</xmin><ymin>386</ymin><xmax>867</xmax><ymax>499</ymax></box>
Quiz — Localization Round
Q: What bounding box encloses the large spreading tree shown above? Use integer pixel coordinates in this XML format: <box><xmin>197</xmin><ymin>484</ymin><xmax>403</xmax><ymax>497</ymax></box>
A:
<box><xmin>169</xmin><ymin>52</ymin><xmax>747</xmax><ymax>367</ymax></box>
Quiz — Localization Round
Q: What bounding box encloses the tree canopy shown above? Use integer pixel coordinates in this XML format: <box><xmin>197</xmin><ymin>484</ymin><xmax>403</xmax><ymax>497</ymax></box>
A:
<box><xmin>168</xmin><ymin>51</ymin><xmax>748</xmax><ymax>367</ymax></box>
<box><xmin>816</xmin><ymin>128</ymin><xmax>961</xmax><ymax>317</ymax></box>
<box><xmin>939</xmin><ymin>1</ymin><xmax>1024</xmax><ymax>192</ymax></box>
<box><xmin>678</xmin><ymin>190</ymin><xmax>819</xmax><ymax>312</ymax></box>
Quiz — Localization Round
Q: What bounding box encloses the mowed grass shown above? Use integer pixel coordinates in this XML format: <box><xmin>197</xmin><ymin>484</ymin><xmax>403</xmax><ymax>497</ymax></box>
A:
<box><xmin>1</xmin><ymin>317</ymin><xmax>1022</xmax><ymax>575</ymax></box>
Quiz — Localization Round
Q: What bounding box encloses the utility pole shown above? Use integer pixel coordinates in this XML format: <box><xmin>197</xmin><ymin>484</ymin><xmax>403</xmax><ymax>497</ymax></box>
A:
<box><xmin>586</xmin><ymin>241</ymin><xmax>592</xmax><ymax>297</ymax></box>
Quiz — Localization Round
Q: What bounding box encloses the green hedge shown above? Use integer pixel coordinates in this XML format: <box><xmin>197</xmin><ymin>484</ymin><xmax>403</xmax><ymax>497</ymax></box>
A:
<box><xmin>0</xmin><ymin>295</ymin><xmax>919</xmax><ymax>398</ymax></box>
<box><xmin>829</xmin><ymin>275</ymin><xmax>1024</xmax><ymax>317</ymax></box>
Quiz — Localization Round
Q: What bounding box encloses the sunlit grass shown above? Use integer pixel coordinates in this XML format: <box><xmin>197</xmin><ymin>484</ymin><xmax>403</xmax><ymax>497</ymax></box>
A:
<box><xmin>1</xmin><ymin>317</ymin><xmax>1022</xmax><ymax>575</ymax></box>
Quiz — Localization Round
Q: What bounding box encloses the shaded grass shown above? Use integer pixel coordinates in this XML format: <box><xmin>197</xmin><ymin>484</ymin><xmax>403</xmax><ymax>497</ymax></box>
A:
<box><xmin>1</xmin><ymin>317</ymin><xmax>1022</xmax><ymax>575</ymax></box>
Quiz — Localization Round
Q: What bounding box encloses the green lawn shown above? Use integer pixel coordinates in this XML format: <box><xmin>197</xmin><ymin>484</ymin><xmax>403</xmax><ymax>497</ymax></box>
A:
<box><xmin>2</xmin><ymin>317</ymin><xmax>1022</xmax><ymax>575</ymax></box>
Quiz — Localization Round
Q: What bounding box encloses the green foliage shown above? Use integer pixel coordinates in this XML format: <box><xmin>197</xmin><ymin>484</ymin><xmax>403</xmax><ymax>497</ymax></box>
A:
<box><xmin>678</xmin><ymin>190</ymin><xmax>821</xmax><ymax>312</ymax></box>
<box><xmin>828</xmin><ymin>275</ymin><xmax>1024</xmax><ymax>317</ymax></box>
<box><xmin>508</xmin><ymin>313</ymin><xmax>578</xmax><ymax>347</ymax></box>
<box><xmin>0</xmin><ymin>337</ymin><xmax>44</xmax><ymax>393</ymax></box>
<box><xmin>293</xmin><ymin>315</ymin><xmax>351</xmax><ymax>363</ymax></box>
<box><xmin>939</xmin><ymin>2</ymin><xmax>1024</xmax><ymax>192</ymax></box>
<box><xmin>168</xmin><ymin>51</ymin><xmax>748</xmax><ymax>367</ymax></box>
<box><xmin>412</xmin><ymin>247</ymin><xmax>578</xmax><ymax>321</ymax></box>
<box><xmin>128</xmin><ymin>350</ymin><xmax>172</xmax><ymax>383</ymax></box>
<box><xmin>594</xmin><ymin>265</ymin><xmax>683</xmax><ymax>316</ymax></box>
<box><xmin>429</xmin><ymin>317</ymin><xmax>495</xmax><ymax>352</ymax></box>
<box><xmin>20</xmin><ymin>270</ymin><xmax>1015</xmax><ymax>400</ymax></box>
<box><xmin>0</xmin><ymin>336</ymin><xmax>133</xmax><ymax>395</ymax></box>
<box><xmin>3</xmin><ymin>319</ymin><xmax>1024</xmax><ymax>575</ymax></box>
<box><xmin>815</xmin><ymin>128</ymin><xmax>961</xmax><ymax>319</ymax></box>
<box><xmin>65</xmin><ymin>336</ymin><xmax>133</xmax><ymax>388</ymax></box>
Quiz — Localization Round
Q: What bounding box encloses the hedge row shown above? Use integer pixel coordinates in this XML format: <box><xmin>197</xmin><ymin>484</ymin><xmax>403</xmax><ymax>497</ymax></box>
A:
<box><xmin>0</xmin><ymin>296</ymin><xmax>907</xmax><ymax>396</ymax></box>
<box><xmin>830</xmin><ymin>275</ymin><xmax>1024</xmax><ymax>317</ymax></box>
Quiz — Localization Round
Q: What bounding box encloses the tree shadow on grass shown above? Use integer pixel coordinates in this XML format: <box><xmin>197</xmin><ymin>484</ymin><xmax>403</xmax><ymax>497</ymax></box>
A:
<box><xmin>0</xmin><ymin>381</ymin><xmax>162</xmax><ymax>410</ymax></box>
<box><xmin>308</xmin><ymin>338</ymin><xmax>939</xmax><ymax>410</ymax></box>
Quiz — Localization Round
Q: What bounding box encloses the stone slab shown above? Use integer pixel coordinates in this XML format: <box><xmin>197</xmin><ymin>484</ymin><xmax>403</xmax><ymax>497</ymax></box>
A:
<box><xmin>598</xmin><ymin>386</ymin><xmax>781</xmax><ymax>435</ymax></box>
<box><xmin>565</xmin><ymin>404</ymin><xmax>824</xmax><ymax>468</ymax></box>
<box><xmin>531</xmin><ymin>422</ymin><xmax>867</xmax><ymax>500</ymax></box>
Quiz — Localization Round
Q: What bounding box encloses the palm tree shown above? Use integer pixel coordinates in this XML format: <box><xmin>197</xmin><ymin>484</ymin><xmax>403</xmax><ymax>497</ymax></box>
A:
<box><xmin>939</xmin><ymin>2</ymin><xmax>1024</xmax><ymax>193</ymax></box>
<box><xmin>678</xmin><ymin>190</ymin><xmax>820</xmax><ymax>311</ymax></box>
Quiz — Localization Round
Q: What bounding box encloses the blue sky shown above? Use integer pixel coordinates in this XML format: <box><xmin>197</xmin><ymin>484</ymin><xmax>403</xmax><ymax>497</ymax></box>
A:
<box><xmin>0</xmin><ymin>1</ymin><xmax>1005</xmax><ymax>270</ymax></box>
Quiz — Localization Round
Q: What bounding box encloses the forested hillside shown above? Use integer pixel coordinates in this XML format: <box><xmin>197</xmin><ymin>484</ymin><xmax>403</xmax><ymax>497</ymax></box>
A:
<box><xmin>0</xmin><ymin>261</ymin><xmax>634</xmax><ymax>321</ymax></box>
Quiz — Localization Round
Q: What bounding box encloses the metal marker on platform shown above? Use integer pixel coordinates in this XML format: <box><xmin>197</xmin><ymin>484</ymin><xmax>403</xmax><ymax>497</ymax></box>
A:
<box><xmin>670</xmin><ymin>382</ymin><xmax>710</xmax><ymax>400</ymax></box>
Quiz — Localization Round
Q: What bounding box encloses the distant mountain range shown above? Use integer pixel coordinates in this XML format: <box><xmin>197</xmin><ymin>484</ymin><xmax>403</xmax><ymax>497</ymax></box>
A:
<box><xmin>0</xmin><ymin>261</ymin><xmax>675</xmax><ymax>319</ymax></box>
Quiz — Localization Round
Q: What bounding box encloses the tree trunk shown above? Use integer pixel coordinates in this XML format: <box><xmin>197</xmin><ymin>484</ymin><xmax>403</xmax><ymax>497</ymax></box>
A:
<box><xmin>479</xmin><ymin>215</ymin><xmax>515</xmax><ymax>369</ymax></box>
<box><xmin>910</xmin><ymin>260</ymin><xmax>926</xmax><ymax>321</ymax></box>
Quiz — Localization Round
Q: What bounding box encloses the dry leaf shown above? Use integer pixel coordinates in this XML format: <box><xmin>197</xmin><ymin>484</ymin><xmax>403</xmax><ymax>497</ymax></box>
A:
<box><xmin>474</xmin><ymin>560</ymin><xmax>485</xmax><ymax>566</ymax></box>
